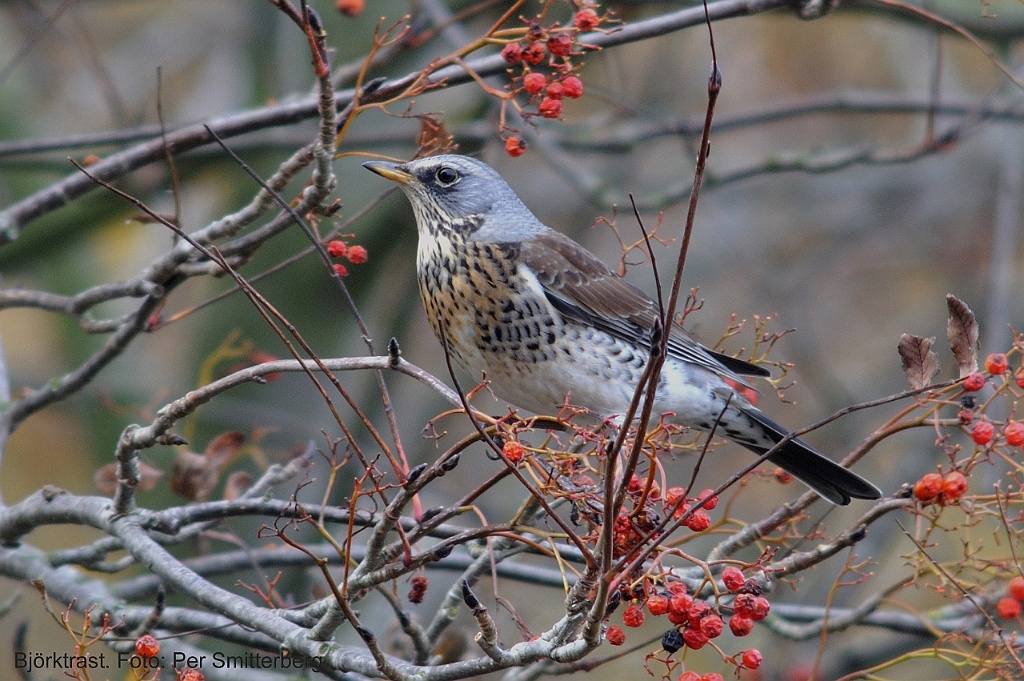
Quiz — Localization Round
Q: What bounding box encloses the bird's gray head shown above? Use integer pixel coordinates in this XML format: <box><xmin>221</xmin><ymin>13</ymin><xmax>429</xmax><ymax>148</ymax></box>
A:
<box><xmin>363</xmin><ymin>154</ymin><xmax>545</xmax><ymax>242</ymax></box>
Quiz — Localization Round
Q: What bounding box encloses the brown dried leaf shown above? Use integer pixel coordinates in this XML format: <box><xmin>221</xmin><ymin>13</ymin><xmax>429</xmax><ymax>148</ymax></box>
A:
<box><xmin>171</xmin><ymin>450</ymin><xmax>218</xmax><ymax>501</ymax></box>
<box><xmin>897</xmin><ymin>334</ymin><xmax>939</xmax><ymax>390</ymax></box>
<box><xmin>204</xmin><ymin>431</ymin><xmax>245</xmax><ymax>467</ymax></box>
<box><xmin>946</xmin><ymin>294</ymin><xmax>979</xmax><ymax>378</ymax></box>
<box><xmin>415</xmin><ymin>114</ymin><xmax>456</xmax><ymax>159</ymax></box>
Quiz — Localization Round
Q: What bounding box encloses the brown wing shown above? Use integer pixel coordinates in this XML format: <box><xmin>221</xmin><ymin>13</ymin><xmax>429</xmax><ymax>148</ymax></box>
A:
<box><xmin>518</xmin><ymin>230</ymin><xmax>769</xmax><ymax>383</ymax></box>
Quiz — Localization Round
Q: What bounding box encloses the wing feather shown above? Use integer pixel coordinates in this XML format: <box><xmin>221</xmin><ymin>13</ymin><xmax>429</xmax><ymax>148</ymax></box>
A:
<box><xmin>518</xmin><ymin>230</ymin><xmax>770</xmax><ymax>384</ymax></box>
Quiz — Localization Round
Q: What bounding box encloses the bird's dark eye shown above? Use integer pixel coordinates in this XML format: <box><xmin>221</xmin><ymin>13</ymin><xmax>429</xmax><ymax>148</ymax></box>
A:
<box><xmin>434</xmin><ymin>166</ymin><xmax>459</xmax><ymax>186</ymax></box>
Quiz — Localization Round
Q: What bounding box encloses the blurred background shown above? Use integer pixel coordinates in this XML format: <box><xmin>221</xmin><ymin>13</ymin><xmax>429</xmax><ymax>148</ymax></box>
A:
<box><xmin>1</xmin><ymin>0</ymin><xmax>1023</xmax><ymax>678</ymax></box>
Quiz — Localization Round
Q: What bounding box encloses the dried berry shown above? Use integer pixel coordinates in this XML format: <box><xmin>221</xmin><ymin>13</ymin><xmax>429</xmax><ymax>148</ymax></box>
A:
<box><xmin>561</xmin><ymin>75</ymin><xmax>584</xmax><ymax>99</ymax></box>
<box><xmin>971</xmin><ymin>421</ymin><xmax>994</xmax><ymax>446</ymax></box>
<box><xmin>1005</xmin><ymin>421</ymin><xmax>1024</xmax><ymax>446</ymax></box>
<box><xmin>573</xmin><ymin>8</ymin><xmax>600</xmax><ymax>31</ymax></box>
<box><xmin>504</xmin><ymin>136</ymin><xmax>526</xmax><ymax>158</ymax></box>
<box><xmin>662</xmin><ymin>628</ymin><xmax>684</xmax><ymax>653</ymax></box>
<box><xmin>521</xmin><ymin>42</ymin><xmax>545</xmax><ymax>65</ymax></box>
<box><xmin>605</xmin><ymin>624</ymin><xmax>625</xmax><ymax>645</ymax></box>
<box><xmin>647</xmin><ymin>593</ymin><xmax>669</xmax><ymax>616</ymax></box>
<box><xmin>135</xmin><ymin>634</ymin><xmax>159</xmax><ymax>658</ymax></box>
<box><xmin>728</xmin><ymin>613</ymin><xmax>753</xmax><ymax>636</ymax></box>
<box><xmin>501</xmin><ymin>43</ymin><xmax>523</xmax><ymax>64</ymax></box>
<box><xmin>622</xmin><ymin>604</ymin><xmax>645</xmax><ymax>628</ymax></box>
<box><xmin>538</xmin><ymin>97</ymin><xmax>562</xmax><ymax>118</ymax></box>
<box><xmin>941</xmin><ymin>471</ymin><xmax>968</xmax><ymax>503</ymax></box>
<box><xmin>546</xmin><ymin>33</ymin><xmax>574</xmax><ymax>57</ymax></box>
<box><xmin>502</xmin><ymin>440</ymin><xmax>525</xmax><ymax>463</ymax></box>
<box><xmin>523</xmin><ymin>72</ymin><xmax>546</xmax><ymax>95</ymax></box>
<box><xmin>722</xmin><ymin>567</ymin><xmax>745</xmax><ymax>593</ymax></box>
<box><xmin>681</xmin><ymin>626</ymin><xmax>708</xmax><ymax>650</ymax></box>
<box><xmin>963</xmin><ymin>372</ymin><xmax>986</xmax><ymax>392</ymax></box>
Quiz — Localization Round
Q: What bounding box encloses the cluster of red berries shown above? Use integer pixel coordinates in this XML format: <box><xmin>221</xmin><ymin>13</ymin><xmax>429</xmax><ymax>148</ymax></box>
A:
<box><xmin>500</xmin><ymin>3</ymin><xmax>607</xmax><ymax>156</ymax></box>
<box><xmin>912</xmin><ymin>470</ymin><xmax>968</xmax><ymax>506</ymax></box>
<box><xmin>408</xmin><ymin>575</ymin><xmax>428</xmax><ymax>604</ymax></box>
<box><xmin>962</xmin><ymin>353</ymin><xmax>1024</xmax><ymax>393</ymax></box>
<box><xmin>996</xmin><ymin>576</ymin><xmax>1024</xmax><ymax>619</ymax></box>
<box><xmin>325</xmin><ymin>239</ymin><xmax>368</xmax><ymax>277</ymax></box>
<box><xmin>665</xmin><ymin>486</ymin><xmax>718</xmax><ymax>532</ymax></box>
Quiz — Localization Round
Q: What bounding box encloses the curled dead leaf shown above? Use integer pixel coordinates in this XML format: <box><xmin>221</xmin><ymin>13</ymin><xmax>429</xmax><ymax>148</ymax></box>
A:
<box><xmin>897</xmin><ymin>334</ymin><xmax>939</xmax><ymax>390</ymax></box>
<box><xmin>946</xmin><ymin>294</ymin><xmax>978</xmax><ymax>378</ymax></box>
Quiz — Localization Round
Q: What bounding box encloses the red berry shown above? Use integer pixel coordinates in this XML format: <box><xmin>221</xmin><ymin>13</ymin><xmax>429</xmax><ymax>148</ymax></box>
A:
<box><xmin>521</xmin><ymin>42</ymin><xmax>545</xmax><ymax>65</ymax></box>
<box><xmin>1009</xmin><ymin>576</ymin><xmax>1024</xmax><ymax>601</ymax></box>
<box><xmin>332</xmin><ymin>263</ymin><xmax>349</xmax><ymax>277</ymax></box>
<box><xmin>666</xmin><ymin>581</ymin><xmax>689</xmax><ymax>595</ymax></box>
<box><xmin>523</xmin><ymin>72</ymin><xmax>546</xmax><ymax>95</ymax></box>
<box><xmin>1016</xmin><ymin>369</ymin><xmax>1024</xmax><ymax>388</ymax></box>
<box><xmin>941</xmin><ymin>471</ymin><xmax>968</xmax><ymax>503</ymax></box>
<box><xmin>684</xmin><ymin>508</ymin><xmax>711</xmax><ymax>532</ymax></box>
<box><xmin>971</xmin><ymin>420</ymin><xmax>994</xmax><ymax>445</ymax></box>
<box><xmin>546</xmin><ymin>33</ymin><xmax>574</xmax><ymax>57</ymax></box>
<box><xmin>913</xmin><ymin>472</ymin><xmax>944</xmax><ymax>504</ymax></box>
<box><xmin>997</xmin><ymin>596</ymin><xmax>1022</xmax><ymax>619</ymax></box>
<box><xmin>749</xmin><ymin>596</ymin><xmax>771</xmax><ymax>620</ymax></box>
<box><xmin>722</xmin><ymin>567</ymin><xmax>745</xmax><ymax>592</ymax></box>
<box><xmin>700</xmin><ymin>675</ymin><xmax>724</xmax><ymax>681</ymax></box>
<box><xmin>134</xmin><ymin>634</ymin><xmax>159</xmax><ymax>658</ymax></box>
<box><xmin>622</xmin><ymin>604</ymin><xmax>645</xmax><ymax>627</ymax></box>
<box><xmin>504</xmin><ymin>136</ymin><xmax>526</xmax><ymax>158</ymax></box>
<box><xmin>545</xmin><ymin>81</ymin><xmax>565</xmax><ymax>99</ymax></box>
<box><xmin>678</xmin><ymin>673</ymin><xmax>701</xmax><ymax>681</ymax></box>
<box><xmin>682</xmin><ymin>626</ymin><xmax>708</xmax><ymax>650</ymax></box>
<box><xmin>686</xmin><ymin>600</ymin><xmax>710</xmax><ymax>628</ymax></box>
<box><xmin>665</xmin><ymin>486</ymin><xmax>686</xmax><ymax>507</ymax></box>
<box><xmin>699</xmin><ymin>614</ymin><xmax>723</xmax><ymax>638</ymax></box>
<box><xmin>605</xmin><ymin>625</ymin><xmax>625</xmax><ymax>645</ymax></box>
<box><xmin>729</xmin><ymin>613</ymin><xmax>754</xmax><ymax>636</ymax></box>
<box><xmin>346</xmin><ymin>244</ymin><xmax>368</xmax><ymax>264</ymax></box>
<box><xmin>740</xmin><ymin>648</ymin><xmax>764</xmax><ymax>669</ymax></box>
<box><xmin>501</xmin><ymin>43</ymin><xmax>522</xmax><ymax>63</ymax></box>
<box><xmin>538</xmin><ymin>97</ymin><xmax>562</xmax><ymax>118</ymax></box>
<box><xmin>1005</xmin><ymin>421</ymin><xmax>1024</xmax><ymax>446</ymax></box>
<box><xmin>573</xmin><ymin>8</ymin><xmax>600</xmax><ymax>31</ymax></box>
<box><xmin>963</xmin><ymin>372</ymin><xmax>986</xmax><ymax>391</ymax></box>
<box><xmin>697</xmin><ymin>488</ymin><xmax>719</xmax><ymax>510</ymax></box>
<box><xmin>561</xmin><ymin>75</ymin><xmax>584</xmax><ymax>99</ymax></box>
<box><xmin>335</xmin><ymin>0</ymin><xmax>365</xmax><ymax>16</ymax></box>
<box><xmin>774</xmin><ymin>467</ymin><xmax>794</xmax><ymax>484</ymax></box>
<box><xmin>502</xmin><ymin>440</ymin><xmax>525</xmax><ymax>463</ymax></box>
<box><xmin>647</xmin><ymin>594</ymin><xmax>669</xmax><ymax>616</ymax></box>
<box><xmin>326</xmin><ymin>240</ymin><xmax>347</xmax><ymax>258</ymax></box>
<box><xmin>669</xmin><ymin>592</ymin><xmax>693</xmax><ymax>617</ymax></box>
<box><xmin>179</xmin><ymin>671</ymin><xmax>205</xmax><ymax>681</ymax></box>
<box><xmin>985</xmin><ymin>353</ymin><xmax>1009</xmax><ymax>375</ymax></box>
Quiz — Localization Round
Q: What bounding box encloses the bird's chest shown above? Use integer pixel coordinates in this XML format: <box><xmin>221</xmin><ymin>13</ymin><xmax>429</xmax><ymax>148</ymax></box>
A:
<box><xmin>416</xmin><ymin>236</ymin><xmax>561</xmax><ymax>375</ymax></box>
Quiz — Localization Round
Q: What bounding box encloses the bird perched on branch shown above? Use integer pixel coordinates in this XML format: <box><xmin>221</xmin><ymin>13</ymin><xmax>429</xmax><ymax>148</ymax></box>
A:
<box><xmin>364</xmin><ymin>154</ymin><xmax>880</xmax><ymax>505</ymax></box>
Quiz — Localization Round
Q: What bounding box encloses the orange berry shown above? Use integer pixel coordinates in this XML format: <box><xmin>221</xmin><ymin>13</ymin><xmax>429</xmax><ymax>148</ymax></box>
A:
<box><xmin>997</xmin><ymin>596</ymin><xmax>1022</xmax><ymax>619</ymax></box>
<box><xmin>336</xmin><ymin>0</ymin><xmax>364</xmax><ymax>16</ymax></box>
<box><xmin>605</xmin><ymin>624</ymin><xmax>625</xmax><ymax>645</ymax></box>
<box><xmin>913</xmin><ymin>472</ymin><xmax>943</xmax><ymax>504</ymax></box>
<box><xmin>134</xmin><ymin>634</ymin><xmax>159</xmax><ymax>658</ymax></box>
<box><xmin>502</xmin><ymin>439</ymin><xmax>525</xmax><ymax>463</ymax></box>
<box><xmin>504</xmin><ymin>136</ymin><xmax>526</xmax><ymax>158</ymax></box>
<box><xmin>941</xmin><ymin>471</ymin><xmax>968</xmax><ymax>503</ymax></box>
<box><xmin>985</xmin><ymin>353</ymin><xmax>1009</xmax><ymax>375</ymax></box>
<box><xmin>963</xmin><ymin>372</ymin><xmax>986</xmax><ymax>391</ymax></box>
<box><xmin>971</xmin><ymin>421</ymin><xmax>994</xmax><ymax>445</ymax></box>
<box><xmin>346</xmin><ymin>244</ymin><xmax>368</xmax><ymax>264</ymax></box>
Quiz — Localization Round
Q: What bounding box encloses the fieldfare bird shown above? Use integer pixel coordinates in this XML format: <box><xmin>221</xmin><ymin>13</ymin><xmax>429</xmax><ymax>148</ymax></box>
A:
<box><xmin>364</xmin><ymin>154</ymin><xmax>881</xmax><ymax>505</ymax></box>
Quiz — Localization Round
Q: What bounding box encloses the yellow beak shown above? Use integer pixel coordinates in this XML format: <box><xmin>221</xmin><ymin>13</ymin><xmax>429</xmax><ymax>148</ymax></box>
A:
<box><xmin>363</xmin><ymin>160</ymin><xmax>414</xmax><ymax>185</ymax></box>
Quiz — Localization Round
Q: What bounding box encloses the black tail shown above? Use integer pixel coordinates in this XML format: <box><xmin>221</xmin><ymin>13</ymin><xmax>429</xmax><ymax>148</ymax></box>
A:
<box><xmin>740</xmin><ymin>408</ymin><xmax>881</xmax><ymax>505</ymax></box>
